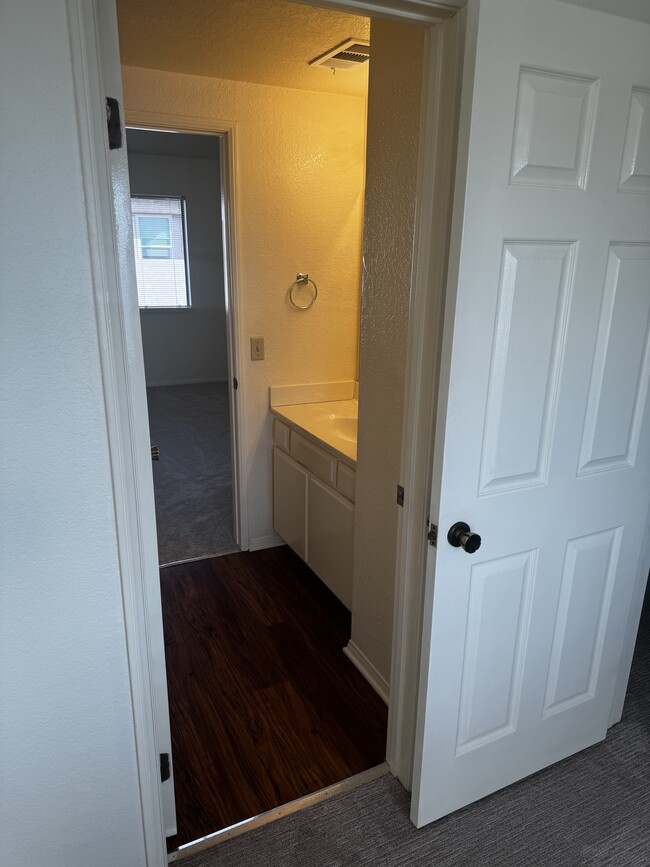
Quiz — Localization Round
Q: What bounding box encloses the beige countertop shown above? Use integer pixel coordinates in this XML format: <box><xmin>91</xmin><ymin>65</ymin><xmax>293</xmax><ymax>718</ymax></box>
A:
<box><xmin>271</xmin><ymin>399</ymin><xmax>358</xmax><ymax>463</ymax></box>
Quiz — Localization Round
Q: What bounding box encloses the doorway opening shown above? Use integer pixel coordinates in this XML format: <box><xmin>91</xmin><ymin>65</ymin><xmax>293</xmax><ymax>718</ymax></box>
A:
<box><xmin>113</xmin><ymin>0</ymin><xmax>434</xmax><ymax>851</ymax></box>
<box><xmin>126</xmin><ymin>128</ymin><xmax>239</xmax><ymax>566</ymax></box>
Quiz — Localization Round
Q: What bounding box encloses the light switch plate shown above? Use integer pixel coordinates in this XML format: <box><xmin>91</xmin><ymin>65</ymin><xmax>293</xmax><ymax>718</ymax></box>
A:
<box><xmin>250</xmin><ymin>336</ymin><xmax>265</xmax><ymax>361</ymax></box>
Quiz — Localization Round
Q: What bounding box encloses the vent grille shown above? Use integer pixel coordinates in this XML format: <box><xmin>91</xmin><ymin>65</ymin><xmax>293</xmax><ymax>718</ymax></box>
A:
<box><xmin>309</xmin><ymin>39</ymin><xmax>370</xmax><ymax>71</ymax></box>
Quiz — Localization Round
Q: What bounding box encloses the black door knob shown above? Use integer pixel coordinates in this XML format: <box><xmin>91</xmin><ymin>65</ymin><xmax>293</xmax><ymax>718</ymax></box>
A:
<box><xmin>447</xmin><ymin>521</ymin><xmax>481</xmax><ymax>554</ymax></box>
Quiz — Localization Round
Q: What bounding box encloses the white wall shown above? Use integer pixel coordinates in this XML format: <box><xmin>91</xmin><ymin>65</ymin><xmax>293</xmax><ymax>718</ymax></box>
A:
<box><xmin>352</xmin><ymin>19</ymin><xmax>426</xmax><ymax>684</ymax></box>
<box><xmin>0</xmin><ymin>2</ymin><xmax>146</xmax><ymax>865</ymax></box>
<box><xmin>122</xmin><ymin>67</ymin><xmax>366</xmax><ymax>548</ymax></box>
<box><xmin>127</xmin><ymin>134</ymin><xmax>229</xmax><ymax>386</ymax></box>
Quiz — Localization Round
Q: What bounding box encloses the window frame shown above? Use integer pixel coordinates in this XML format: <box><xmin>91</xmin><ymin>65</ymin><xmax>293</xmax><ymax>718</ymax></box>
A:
<box><xmin>130</xmin><ymin>194</ymin><xmax>192</xmax><ymax>310</ymax></box>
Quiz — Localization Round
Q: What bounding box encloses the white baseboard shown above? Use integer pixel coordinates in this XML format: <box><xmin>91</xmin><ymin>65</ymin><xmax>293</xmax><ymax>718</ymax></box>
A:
<box><xmin>145</xmin><ymin>377</ymin><xmax>228</xmax><ymax>388</ymax></box>
<box><xmin>249</xmin><ymin>532</ymin><xmax>285</xmax><ymax>552</ymax></box>
<box><xmin>343</xmin><ymin>641</ymin><xmax>390</xmax><ymax>705</ymax></box>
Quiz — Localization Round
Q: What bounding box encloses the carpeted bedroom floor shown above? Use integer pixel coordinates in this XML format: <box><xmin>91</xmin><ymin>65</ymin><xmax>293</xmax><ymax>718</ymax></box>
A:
<box><xmin>179</xmin><ymin>589</ymin><xmax>650</xmax><ymax>866</ymax></box>
<box><xmin>146</xmin><ymin>382</ymin><xmax>238</xmax><ymax>565</ymax></box>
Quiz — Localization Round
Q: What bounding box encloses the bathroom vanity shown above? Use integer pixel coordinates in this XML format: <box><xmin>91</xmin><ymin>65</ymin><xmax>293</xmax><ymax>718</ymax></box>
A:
<box><xmin>270</xmin><ymin>397</ymin><xmax>357</xmax><ymax>609</ymax></box>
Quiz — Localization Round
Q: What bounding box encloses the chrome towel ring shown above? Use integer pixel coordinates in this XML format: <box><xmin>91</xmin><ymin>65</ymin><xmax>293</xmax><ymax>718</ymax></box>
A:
<box><xmin>289</xmin><ymin>273</ymin><xmax>318</xmax><ymax>310</ymax></box>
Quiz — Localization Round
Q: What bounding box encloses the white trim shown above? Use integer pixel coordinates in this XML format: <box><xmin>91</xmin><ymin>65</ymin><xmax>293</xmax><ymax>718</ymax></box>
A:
<box><xmin>386</xmin><ymin>10</ymin><xmax>465</xmax><ymax>790</ymax></box>
<box><xmin>69</xmin><ymin>1</ymin><xmax>171</xmax><ymax>861</ymax></box>
<box><xmin>126</xmin><ymin>109</ymin><xmax>249</xmax><ymax>552</ymax></box>
<box><xmin>249</xmin><ymin>533</ymin><xmax>286</xmax><ymax>552</ymax></box>
<box><xmin>408</xmin><ymin>0</ymin><xmax>478</xmax><ymax>818</ymax></box>
<box><xmin>167</xmin><ymin>763</ymin><xmax>390</xmax><ymax>862</ymax></box>
<box><xmin>291</xmin><ymin>0</ymin><xmax>463</xmax><ymax>23</ymax></box>
<box><xmin>343</xmin><ymin>641</ymin><xmax>391</xmax><ymax>704</ymax></box>
<box><xmin>220</xmin><ymin>126</ymin><xmax>247</xmax><ymax>550</ymax></box>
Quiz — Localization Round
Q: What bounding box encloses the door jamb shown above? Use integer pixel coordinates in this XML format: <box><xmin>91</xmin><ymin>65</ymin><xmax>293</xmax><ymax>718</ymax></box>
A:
<box><xmin>125</xmin><ymin>112</ymin><xmax>248</xmax><ymax>551</ymax></box>
<box><xmin>386</xmin><ymin>8</ymin><xmax>465</xmax><ymax>788</ymax></box>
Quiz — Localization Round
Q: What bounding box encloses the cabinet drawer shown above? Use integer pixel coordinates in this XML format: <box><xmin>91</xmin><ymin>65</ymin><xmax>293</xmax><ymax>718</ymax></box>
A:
<box><xmin>273</xmin><ymin>419</ymin><xmax>291</xmax><ymax>451</ymax></box>
<box><xmin>336</xmin><ymin>462</ymin><xmax>356</xmax><ymax>502</ymax></box>
<box><xmin>290</xmin><ymin>431</ymin><xmax>336</xmax><ymax>485</ymax></box>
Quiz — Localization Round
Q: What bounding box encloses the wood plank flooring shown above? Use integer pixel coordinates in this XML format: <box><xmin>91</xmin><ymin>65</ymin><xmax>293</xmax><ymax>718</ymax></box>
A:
<box><xmin>161</xmin><ymin>546</ymin><xmax>388</xmax><ymax>851</ymax></box>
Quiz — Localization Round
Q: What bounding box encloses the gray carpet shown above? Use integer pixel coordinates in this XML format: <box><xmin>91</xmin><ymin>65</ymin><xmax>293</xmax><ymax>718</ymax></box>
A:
<box><xmin>146</xmin><ymin>383</ymin><xmax>238</xmax><ymax>565</ymax></box>
<box><xmin>181</xmin><ymin>593</ymin><xmax>650</xmax><ymax>866</ymax></box>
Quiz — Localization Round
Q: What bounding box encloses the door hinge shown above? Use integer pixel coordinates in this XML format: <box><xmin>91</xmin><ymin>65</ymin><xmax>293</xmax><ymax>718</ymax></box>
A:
<box><xmin>105</xmin><ymin>97</ymin><xmax>122</xmax><ymax>150</ymax></box>
<box><xmin>233</xmin><ymin>377</ymin><xmax>238</xmax><ymax>390</ymax></box>
<box><xmin>160</xmin><ymin>752</ymin><xmax>171</xmax><ymax>783</ymax></box>
<box><xmin>396</xmin><ymin>485</ymin><xmax>405</xmax><ymax>507</ymax></box>
<box><xmin>427</xmin><ymin>520</ymin><xmax>438</xmax><ymax>547</ymax></box>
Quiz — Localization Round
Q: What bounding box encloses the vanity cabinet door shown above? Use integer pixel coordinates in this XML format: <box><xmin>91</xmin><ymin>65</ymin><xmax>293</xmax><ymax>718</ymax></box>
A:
<box><xmin>273</xmin><ymin>448</ymin><xmax>308</xmax><ymax>560</ymax></box>
<box><xmin>307</xmin><ymin>477</ymin><xmax>354</xmax><ymax>609</ymax></box>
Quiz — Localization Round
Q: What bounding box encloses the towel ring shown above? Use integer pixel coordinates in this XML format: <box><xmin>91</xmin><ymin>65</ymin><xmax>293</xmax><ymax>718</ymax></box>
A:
<box><xmin>289</xmin><ymin>273</ymin><xmax>318</xmax><ymax>310</ymax></box>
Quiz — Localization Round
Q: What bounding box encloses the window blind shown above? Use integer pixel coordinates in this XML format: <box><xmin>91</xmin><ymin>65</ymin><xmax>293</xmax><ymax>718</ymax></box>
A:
<box><xmin>131</xmin><ymin>196</ymin><xmax>190</xmax><ymax>308</ymax></box>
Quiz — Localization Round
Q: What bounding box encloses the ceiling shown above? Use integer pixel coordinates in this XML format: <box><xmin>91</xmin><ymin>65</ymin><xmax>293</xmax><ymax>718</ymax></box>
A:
<box><xmin>116</xmin><ymin>0</ymin><xmax>371</xmax><ymax>97</ymax></box>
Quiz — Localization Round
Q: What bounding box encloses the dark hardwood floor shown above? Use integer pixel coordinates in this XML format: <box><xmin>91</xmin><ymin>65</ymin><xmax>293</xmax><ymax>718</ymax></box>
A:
<box><xmin>161</xmin><ymin>546</ymin><xmax>388</xmax><ymax>851</ymax></box>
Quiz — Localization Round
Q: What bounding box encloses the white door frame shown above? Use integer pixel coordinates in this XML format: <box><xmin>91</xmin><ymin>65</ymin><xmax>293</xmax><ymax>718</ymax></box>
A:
<box><xmin>68</xmin><ymin>1</ymin><xmax>174</xmax><ymax>862</ymax></box>
<box><xmin>78</xmin><ymin>0</ymin><xmax>488</xmax><ymax>862</ymax></box>
<box><xmin>126</xmin><ymin>113</ymin><xmax>248</xmax><ymax>551</ymax></box>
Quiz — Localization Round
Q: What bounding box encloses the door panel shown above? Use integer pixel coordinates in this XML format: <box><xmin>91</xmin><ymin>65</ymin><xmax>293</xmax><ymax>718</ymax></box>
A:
<box><xmin>578</xmin><ymin>244</ymin><xmax>650</xmax><ymax>473</ymax></box>
<box><xmin>619</xmin><ymin>88</ymin><xmax>650</xmax><ymax>193</ymax></box>
<box><xmin>509</xmin><ymin>67</ymin><xmax>599</xmax><ymax>191</ymax></box>
<box><xmin>542</xmin><ymin>527</ymin><xmax>622</xmax><ymax>716</ymax></box>
<box><xmin>479</xmin><ymin>241</ymin><xmax>575</xmax><ymax>493</ymax></box>
<box><xmin>455</xmin><ymin>550</ymin><xmax>536</xmax><ymax>753</ymax></box>
<box><xmin>411</xmin><ymin>0</ymin><xmax>650</xmax><ymax>827</ymax></box>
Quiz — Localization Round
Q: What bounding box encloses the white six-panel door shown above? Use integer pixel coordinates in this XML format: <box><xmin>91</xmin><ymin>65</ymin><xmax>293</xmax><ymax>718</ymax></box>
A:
<box><xmin>412</xmin><ymin>0</ymin><xmax>650</xmax><ymax>826</ymax></box>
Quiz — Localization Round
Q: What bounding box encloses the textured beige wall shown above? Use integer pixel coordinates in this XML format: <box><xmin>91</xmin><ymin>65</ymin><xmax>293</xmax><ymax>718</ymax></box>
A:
<box><xmin>351</xmin><ymin>19</ymin><xmax>426</xmax><ymax>684</ymax></box>
<box><xmin>122</xmin><ymin>67</ymin><xmax>366</xmax><ymax>546</ymax></box>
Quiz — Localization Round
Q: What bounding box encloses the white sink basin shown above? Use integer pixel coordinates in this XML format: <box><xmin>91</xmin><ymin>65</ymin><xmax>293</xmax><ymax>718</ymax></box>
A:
<box><xmin>271</xmin><ymin>399</ymin><xmax>358</xmax><ymax>462</ymax></box>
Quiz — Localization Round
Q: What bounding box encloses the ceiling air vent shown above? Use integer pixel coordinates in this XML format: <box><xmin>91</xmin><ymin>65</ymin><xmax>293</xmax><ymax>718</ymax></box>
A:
<box><xmin>309</xmin><ymin>39</ymin><xmax>370</xmax><ymax>71</ymax></box>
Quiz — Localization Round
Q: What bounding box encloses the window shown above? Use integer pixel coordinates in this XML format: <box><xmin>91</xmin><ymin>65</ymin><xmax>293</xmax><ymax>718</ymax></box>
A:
<box><xmin>138</xmin><ymin>216</ymin><xmax>172</xmax><ymax>259</ymax></box>
<box><xmin>131</xmin><ymin>196</ymin><xmax>190</xmax><ymax>308</ymax></box>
